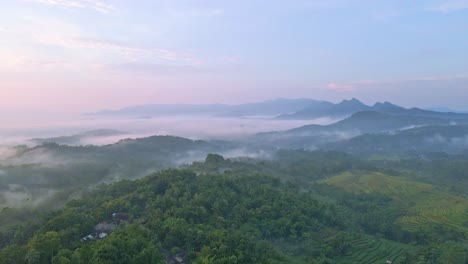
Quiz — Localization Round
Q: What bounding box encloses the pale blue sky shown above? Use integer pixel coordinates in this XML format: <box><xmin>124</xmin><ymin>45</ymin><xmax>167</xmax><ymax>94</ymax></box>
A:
<box><xmin>1</xmin><ymin>0</ymin><xmax>467</xmax><ymax>113</ymax></box>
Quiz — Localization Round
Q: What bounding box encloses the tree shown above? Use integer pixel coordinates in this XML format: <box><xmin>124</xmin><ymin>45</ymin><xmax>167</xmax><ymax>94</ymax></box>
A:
<box><xmin>29</xmin><ymin>231</ymin><xmax>61</xmax><ymax>264</ymax></box>
<box><xmin>205</xmin><ymin>154</ymin><xmax>225</xmax><ymax>164</ymax></box>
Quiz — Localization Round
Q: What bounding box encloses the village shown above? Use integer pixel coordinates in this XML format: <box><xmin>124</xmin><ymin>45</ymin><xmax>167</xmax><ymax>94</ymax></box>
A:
<box><xmin>80</xmin><ymin>212</ymin><xmax>187</xmax><ymax>264</ymax></box>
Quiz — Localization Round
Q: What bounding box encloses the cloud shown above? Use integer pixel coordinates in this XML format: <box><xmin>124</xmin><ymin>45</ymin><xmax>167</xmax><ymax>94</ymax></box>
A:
<box><xmin>166</xmin><ymin>8</ymin><xmax>224</xmax><ymax>18</ymax></box>
<box><xmin>17</xmin><ymin>58</ymin><xmax>72</xmax><ymax>68</ymax></box>
<box><xmin>35</xmin><ymin>35</ymin><xmax>197</xmax><ymax>64</ymax></box>
<box><xmin>0</xmin><ymin>147</ymin><xmax>22</xmax><ymax>160</ymax></box>
<box><xmin>429</xmin><ymin>0</ymin><xmax>468</xmax><ymax>13</ymax></box>
<box><xmin>327</xmin><ymin>82</ymin><xmax>354</xmax><ymax>91</ymax></box>
<box><xmin>425</xmin><ymin>134</ymin><xmax>468</xmax><ymax>147</ymax></box>
<box><xmin>109</xmin><ymin>63</ymin><xmax>201</xmax><ymax>75</ymax></box>
<box><xmin>24</xmin><ymin>0</ymin><xmax>115</xmax><ymax>13</ymax></box>
<box><xmin>7</xmin><ymin>16</ymin><xmax>198</xmax><ymax>71</ymax></box>
<box><xmin>104</xmin><ymin>54</ymin><xmax>245</xmax><ymax>76</ymax></box>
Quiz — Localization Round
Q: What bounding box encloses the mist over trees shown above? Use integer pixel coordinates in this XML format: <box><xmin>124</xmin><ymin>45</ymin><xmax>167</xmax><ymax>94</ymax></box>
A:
<box><xmin>1</xmin><ymin>99</ymin><xmax>468</xmax><ymax>263</ymax></box>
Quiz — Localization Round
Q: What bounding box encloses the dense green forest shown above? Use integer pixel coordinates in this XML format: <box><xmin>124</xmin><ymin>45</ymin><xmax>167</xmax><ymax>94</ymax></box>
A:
<box><xmin>1</xmin><ymin>151</ymin><xmax>467</xmax><ymax>263</ymax></box>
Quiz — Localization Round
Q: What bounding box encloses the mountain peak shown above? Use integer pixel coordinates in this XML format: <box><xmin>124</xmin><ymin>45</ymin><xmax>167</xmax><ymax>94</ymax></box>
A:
<box><xmin>373</xmin><ymin>101</ymin><xmax>395</xmax><ymax>106</ymax></box>
<box><xmin>372</xmin><ymin>101</ymin><xmax>406</xmax><ymax>112</ymax></box>
<box><xmin>349</xmin><ymin>110</ymin><xmax>387</xmax><ymax>119</ymax></box>
<box><xmin>338</xmin><ymin>98</ymin><xmax>367</xmax><ymax>106</ymax></box>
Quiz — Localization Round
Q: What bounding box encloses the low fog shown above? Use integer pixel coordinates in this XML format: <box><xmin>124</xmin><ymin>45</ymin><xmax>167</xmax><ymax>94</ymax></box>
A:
<box><xmin>6</xmin><ymin>113</ymin><xmax>466</xmax><ymax>211</ymax></box>
<box><xmin>0</xmin><ymin>115</ymin><xmax>335</xmax><ymax>146</ymax></box>
<box><xmin>0</xmin><ymin>115</ymin><xmax>338</xmax><ymax>210</ymax></box>
<box><xmin>425</xmin><ymin>134</ymin><xmax>468</xmax><ymax>148</ymax></box>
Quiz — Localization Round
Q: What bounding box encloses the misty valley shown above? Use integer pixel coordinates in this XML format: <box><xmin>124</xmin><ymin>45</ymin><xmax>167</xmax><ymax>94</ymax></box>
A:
<box><xmin>3</xmin><ymin>0</ymin><xmax>468</xmax><ymax>262</ymax></box>
<box><xmin>0</xmin><ymin>99</ymin><xmax>468</xmax><ymax>263</ymax></box>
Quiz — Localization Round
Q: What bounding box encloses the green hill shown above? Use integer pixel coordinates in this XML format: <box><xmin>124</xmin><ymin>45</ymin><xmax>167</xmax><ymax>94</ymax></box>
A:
<box><xmin>327</xmin><ymin>124</ymin><xmax>468</xmax><ymax>155</ymax></box>
<box><xmin>1</xmin><ymin>152</ymin><xmax>468</xmax><ymax>263</ymax></box>
<box><xmin>0</xmin><ymin>169</ymin><xmax>347</xmax><ymax>264</ymax></box>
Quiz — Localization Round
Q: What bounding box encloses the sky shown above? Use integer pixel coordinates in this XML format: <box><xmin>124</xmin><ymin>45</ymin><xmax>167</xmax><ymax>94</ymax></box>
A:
<box><xmin>1</xmin><ymin>0</ymin><xmax>468</xmax><ymax>117</ymax></box>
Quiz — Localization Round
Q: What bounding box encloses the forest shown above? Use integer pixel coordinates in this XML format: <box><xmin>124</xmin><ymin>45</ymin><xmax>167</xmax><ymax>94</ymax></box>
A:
<box><xmin>0</xmin><ymin>150</ymin><xmax>467</xmax><ymax>263</ymax></box>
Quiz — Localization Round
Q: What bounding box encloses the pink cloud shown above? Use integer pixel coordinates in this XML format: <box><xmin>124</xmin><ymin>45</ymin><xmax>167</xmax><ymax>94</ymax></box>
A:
<box><xmin>35</xmin><ymin>35</ymin><xmax>197</xmax><ymax>64</ymax></box>
<box><xmin>24</xmin><ymin>0</ymin><xmax>115</xmax><ymax>13</ymax></box>
<box><xmin>327</xmin><ymin>82</ymin><xmax>354</xmax><ymax>91</ymax></box>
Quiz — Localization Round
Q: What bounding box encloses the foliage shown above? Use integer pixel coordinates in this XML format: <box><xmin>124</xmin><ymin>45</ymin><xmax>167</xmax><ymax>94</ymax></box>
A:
<box><xmin>1</xmin><ymin>149</ymin><xmax>468</xmax><ymax>263</ymax></box>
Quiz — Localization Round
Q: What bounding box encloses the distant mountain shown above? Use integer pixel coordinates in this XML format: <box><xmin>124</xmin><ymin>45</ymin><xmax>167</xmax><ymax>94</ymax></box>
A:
<box><xmin>278</xmin><ymin>98</ymin><xmax>468</xmax><ymax>120</ymax></box>
<box><xmin>87</xmin><ymin>97</ymin><xmax>468</xmax><ymax>125</ymax></box>
<box><xmin>87</xmin><ymin>98</ymin><xmax>326</xmax><ymax>118</ymax></box>
<box><xmin>277</xmin><ymin>98</ymin><xmax>369</xmax><ymax>119</ymax></box>
<box><xmin>284</xmin><ymin>111</ymin><xmax>452</xmax><ymax>135</ymax></box>
<box><xmin>326</xmin><ymin>124</ymin><xmax>468</xmax><ymax>155</ymax></box>
<box><xmin>217</xmin><ymin>98</ymin><xmax>326</xmax><ymax>117</ymax></box>
<box><xmin>425</xmin><ymin>107</ymin><xmax>468</xmax><ymax>114</ymax></box>
<box><xmin>425</xmin><ymin>107</ymin><xmax>456</xmax><ymax>113</ymax></box>
<box><xmin>371</xmin><ymin>101</ymin><xmax>406</xmax><ymax>113</ymax></box>
<box><xmin>320</xmin><ymin>111</ymin><xmax>452</xmax><ymax>133</ymax></box>
<box><xmin>31</xmin><ymin>129</ymin><xmax>128</xmax><ymax>145</ymax></box>
<box><xmin>253</xmin><ymin>111</ymin><xmax>458</xmax><ymax>149</ymax></box>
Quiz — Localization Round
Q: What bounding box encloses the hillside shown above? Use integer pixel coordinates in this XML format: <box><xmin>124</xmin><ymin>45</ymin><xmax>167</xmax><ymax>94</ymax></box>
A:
<box><xmin>1</xmin><ymin>152</ymin><xmax>467</xmax><ymax>263</ymax></box>
<box><xmin>293</xmin><ymin>111</ymin><xmax>451</xmax><ymax>134</ymax></box>
<box><xmin>252</xmin><ymin>111</ymin><xmax>455</xmax><ymax>149</ymax></box>
<box><xmin>327</xmin><ymin>124</ymin><xmax>468</xmax><ymax>155</ymax></box>
<box><xmin>320</xmin><ymin>171</ymin><xmax>468</xmax><ymax>235</ymax></box>
<box><xmin>0</xmin><ymin>169</ymin><xmax>347</xmax><ymax>264</ymax></box>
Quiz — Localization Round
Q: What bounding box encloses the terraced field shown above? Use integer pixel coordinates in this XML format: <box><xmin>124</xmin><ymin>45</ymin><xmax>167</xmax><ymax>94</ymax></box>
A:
<box><xmin>320</xmin><ymin>171</ymin><xmax>468</xmax><ymax>234</ymax></box>
<box><xmin>400</xmin><ymin>202</ymin><xmax>468</xmax><ymax>232</ymax></box>
<box><xmin>335</xmin><ymin>236</ymin><xmax>410</xmax><ymax>264</ymax></box>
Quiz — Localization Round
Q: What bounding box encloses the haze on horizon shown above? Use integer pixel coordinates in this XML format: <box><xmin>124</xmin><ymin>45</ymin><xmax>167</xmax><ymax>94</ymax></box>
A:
<box><xmin>1</xmin><ymin>0</ymin><xmax>468</xmax><ymax>119</ymax></box>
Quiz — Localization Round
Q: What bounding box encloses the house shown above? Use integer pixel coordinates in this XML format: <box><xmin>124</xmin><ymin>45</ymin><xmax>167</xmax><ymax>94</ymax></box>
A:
<box><xmin>165</xmin><ymin>251</ymin><xmax>187</xmax><ymax>264</ymax></box>
<box><xmin>82</xmin><ymin>214</ymin><xmax>125</xmax><ymax>243</ymax></box>
<box><xmin>94</xmin><ymin>222</ymin><xmax>117</xmax><ymax>235</ymax></box>
<box><xmin>81</xmin><ymin>234</ymin><xmax>95</xmax><ymax>242</ymax></box>
<box><xmin>112</xmin><ymin>212</ymin><xmax>130</xmax><ymax>222</ymax></box>
<box><xmin>81</xmin><ymin>222</ymin><xmax>115</xmax><ymax>243</ymax></box>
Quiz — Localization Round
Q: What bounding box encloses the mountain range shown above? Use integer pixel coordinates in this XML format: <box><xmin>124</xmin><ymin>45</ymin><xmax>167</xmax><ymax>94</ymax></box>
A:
<box><xmin>326</xmin><ymin>124</ymin><xmax>468</xmax><ymax>155</ymax></box>
<box><xmin>87</xmin><ymin>98</ymin><xmax>324</xmax><ymax>118</ymax></box>
<box><xmin>277</xmin><ymin>98</ymin><xmax>468</xmax><ymax>120</ymax></box>
<box><xmin>88</xmin><ymin>98</ymin><xmax>468</xmax><ymax>121</ymax></box>
<box><xmin>251</xmin><ymin>110</ymin><xmax>468</xmax><ymax>149</ymax></box>
<box><xmin>76</xmin><ymin>98</ymin><xmax>468</xmax><ymax>153</ymax></box>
